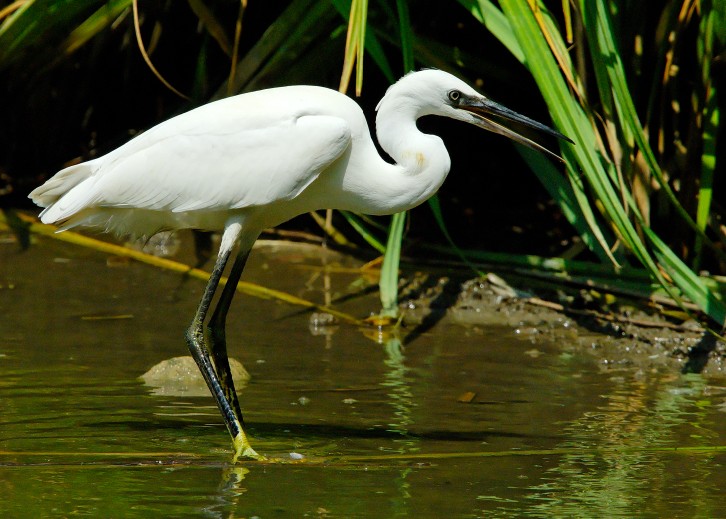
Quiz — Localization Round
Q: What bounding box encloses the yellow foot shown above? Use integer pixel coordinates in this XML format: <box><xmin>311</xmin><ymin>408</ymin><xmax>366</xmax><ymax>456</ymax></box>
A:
<box><xmin>232</xmin><ymin>432</ymin><xmax>266</xmax><ymax>462</ymax></box>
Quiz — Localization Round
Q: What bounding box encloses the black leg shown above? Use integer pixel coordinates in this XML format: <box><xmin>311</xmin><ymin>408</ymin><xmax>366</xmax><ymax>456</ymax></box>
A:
<box><xmin>208</xmin><ymin>249</ymin><xmax>250</xmax><ymax>425</ymax></box>
<box><xmin>184</xmin><ymin>224</ymin><xmax>260</xmax><ymax>460</ymax></box>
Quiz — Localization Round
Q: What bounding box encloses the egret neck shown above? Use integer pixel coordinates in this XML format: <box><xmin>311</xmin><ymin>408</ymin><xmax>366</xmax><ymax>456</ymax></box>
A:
<box><xmin>369</xmin><ymin>91</ymin><xmax>452</xmax><ymax>214</ymax></box>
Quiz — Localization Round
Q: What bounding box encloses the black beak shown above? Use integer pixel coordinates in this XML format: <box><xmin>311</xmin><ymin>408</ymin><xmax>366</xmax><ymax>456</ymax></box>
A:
<box><xmin>459</xmin><ymin>94</ymin><xmax>573</xmax><ymax>162</ymax></box>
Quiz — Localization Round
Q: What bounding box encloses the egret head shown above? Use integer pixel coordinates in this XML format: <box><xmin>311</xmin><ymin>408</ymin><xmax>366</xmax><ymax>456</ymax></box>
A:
<box><xmin>377</xmin><ymin>69</ymin><xmax>572</xmax><ymax>161</ymax></box>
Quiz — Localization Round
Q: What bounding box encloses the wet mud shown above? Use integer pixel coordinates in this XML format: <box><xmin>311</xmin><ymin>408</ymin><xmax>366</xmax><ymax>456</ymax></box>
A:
<box><xmin>397</xmin><ymin>268</ymin><xmax>723</xmax><ymax>378</ymax></box>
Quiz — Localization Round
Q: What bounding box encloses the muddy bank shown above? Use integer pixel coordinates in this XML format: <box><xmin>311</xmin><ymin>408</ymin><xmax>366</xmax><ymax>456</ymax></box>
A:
<box><xmin>395</xmin><ymin>269</ymin><xmax>723</xmax><ymax>378</ymax></box>
<box><xmin>244</xmin><ymin>238</ymin><xmax>724</xmax><ymax>378</ymax></box>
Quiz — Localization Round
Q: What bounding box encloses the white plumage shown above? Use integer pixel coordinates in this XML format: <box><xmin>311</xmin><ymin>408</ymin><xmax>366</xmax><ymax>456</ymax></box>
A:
<box><xmin>32</xmin><ymin>86</ymin><xmax>360</xmax><ymax>236</ymax></box>
<box><xmin>29</xmin><ymin>69</ymin><xmax>570</xmax><ymax>460</ymax></box>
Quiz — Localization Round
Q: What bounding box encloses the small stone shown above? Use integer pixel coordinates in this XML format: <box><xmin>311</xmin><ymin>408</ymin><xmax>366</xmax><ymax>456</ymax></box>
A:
<box><xmin>140</xmin><ymin>356</ymin><xmax>250</xmax><ymax>396</ymax></box>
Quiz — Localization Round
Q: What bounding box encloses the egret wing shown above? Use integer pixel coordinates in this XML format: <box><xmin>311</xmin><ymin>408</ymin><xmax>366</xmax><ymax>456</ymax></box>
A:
<box><xmin>33</xmin><ymin>87</ymin><xmax>361</xmax><ymax>229</ymax></box>
<box><xmin>92</xmin><ymin>111</ymin><xmax>352</xmax><ymax>213</ymax></box>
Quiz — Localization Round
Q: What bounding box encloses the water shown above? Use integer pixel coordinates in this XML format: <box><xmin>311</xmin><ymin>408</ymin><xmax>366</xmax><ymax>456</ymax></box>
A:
<box><xmin>1</xmin><ymin>232</ymin><xmax>725</xmax><ymax>517</ymax></box>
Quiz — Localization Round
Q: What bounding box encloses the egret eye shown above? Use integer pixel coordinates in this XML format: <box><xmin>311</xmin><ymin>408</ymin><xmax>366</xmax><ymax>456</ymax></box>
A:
<box><xmin>448</xmin><ymin>90</ymin><xmax>461</xmax><ymax>103</ymax></box>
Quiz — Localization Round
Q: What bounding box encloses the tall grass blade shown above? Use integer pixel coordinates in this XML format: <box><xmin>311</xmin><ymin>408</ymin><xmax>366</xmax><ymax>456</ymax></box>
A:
<box><xmin>55</xmin><ymin>0</ymin><xmax>131</xmax><ymax>60</ymax></box>
<box><xmin>693</xmin><ymin>6</ymin><xmax>719</xmax><ymax>270</ymax></box>
<box><xmin>338</xmin><ymin>0</ymin><xmax>367</xmax><ymax>95</ymax></box>
<box><xmin>187</xmin><ymin>0</ymin><xmax>232</xmax><ymax>57</ymax></box>
<box><xmin>456</xmin><ymin>0</ymin><xmax>523</xmax><ymax>62</ymax></box>
<box><xmin>517</xmin><ymin>146</ymin><xmax>616</xmax><ymax>264</ymax></box>
<box><xmin>380</xmin><ymin>212</ymin><xmax>406</xmax><ymax>317</ymax></box>
<box><xmin>339</xmin><ymin>211</ymin><xmax>386</xmax><ymax>253</ymax></box>
<box><xmin>331</xmin><ymin>0</ymin><xmax>395</xmax><ymax>83</ymax></box>
<box><xmin>643</xmin><ymin>226</ymin><xmax>726</xmax><ymax>326</ymax></box>
<box><xmin>0</xmin><ymin>0</ymin><xmax>101</xmax><ymax>70</ymax></box>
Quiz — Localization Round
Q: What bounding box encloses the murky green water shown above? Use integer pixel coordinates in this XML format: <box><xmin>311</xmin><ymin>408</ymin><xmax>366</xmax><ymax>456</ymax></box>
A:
<box><xmin>1</xmin><ymin>232</ymin><xmax>725</xmax><ymax>517</ymax></box>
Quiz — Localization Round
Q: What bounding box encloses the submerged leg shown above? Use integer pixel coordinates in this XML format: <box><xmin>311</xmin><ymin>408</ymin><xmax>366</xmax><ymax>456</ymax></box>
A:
<box><xmin>185</xmin><ymin>222</ymin><xmax>261</xmax><ymax>460</ymax></box>
<box><xmin>208</xmin><ymin>250</ymin><xmax>250</xmax><ymax>431</ymax></box>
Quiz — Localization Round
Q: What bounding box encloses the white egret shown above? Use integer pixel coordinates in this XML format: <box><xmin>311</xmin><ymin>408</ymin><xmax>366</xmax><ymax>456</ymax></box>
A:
<box><xmin>29</xmin><ymin>69</ymin><xmax>571</xmax><ymax>460</ymax></box>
